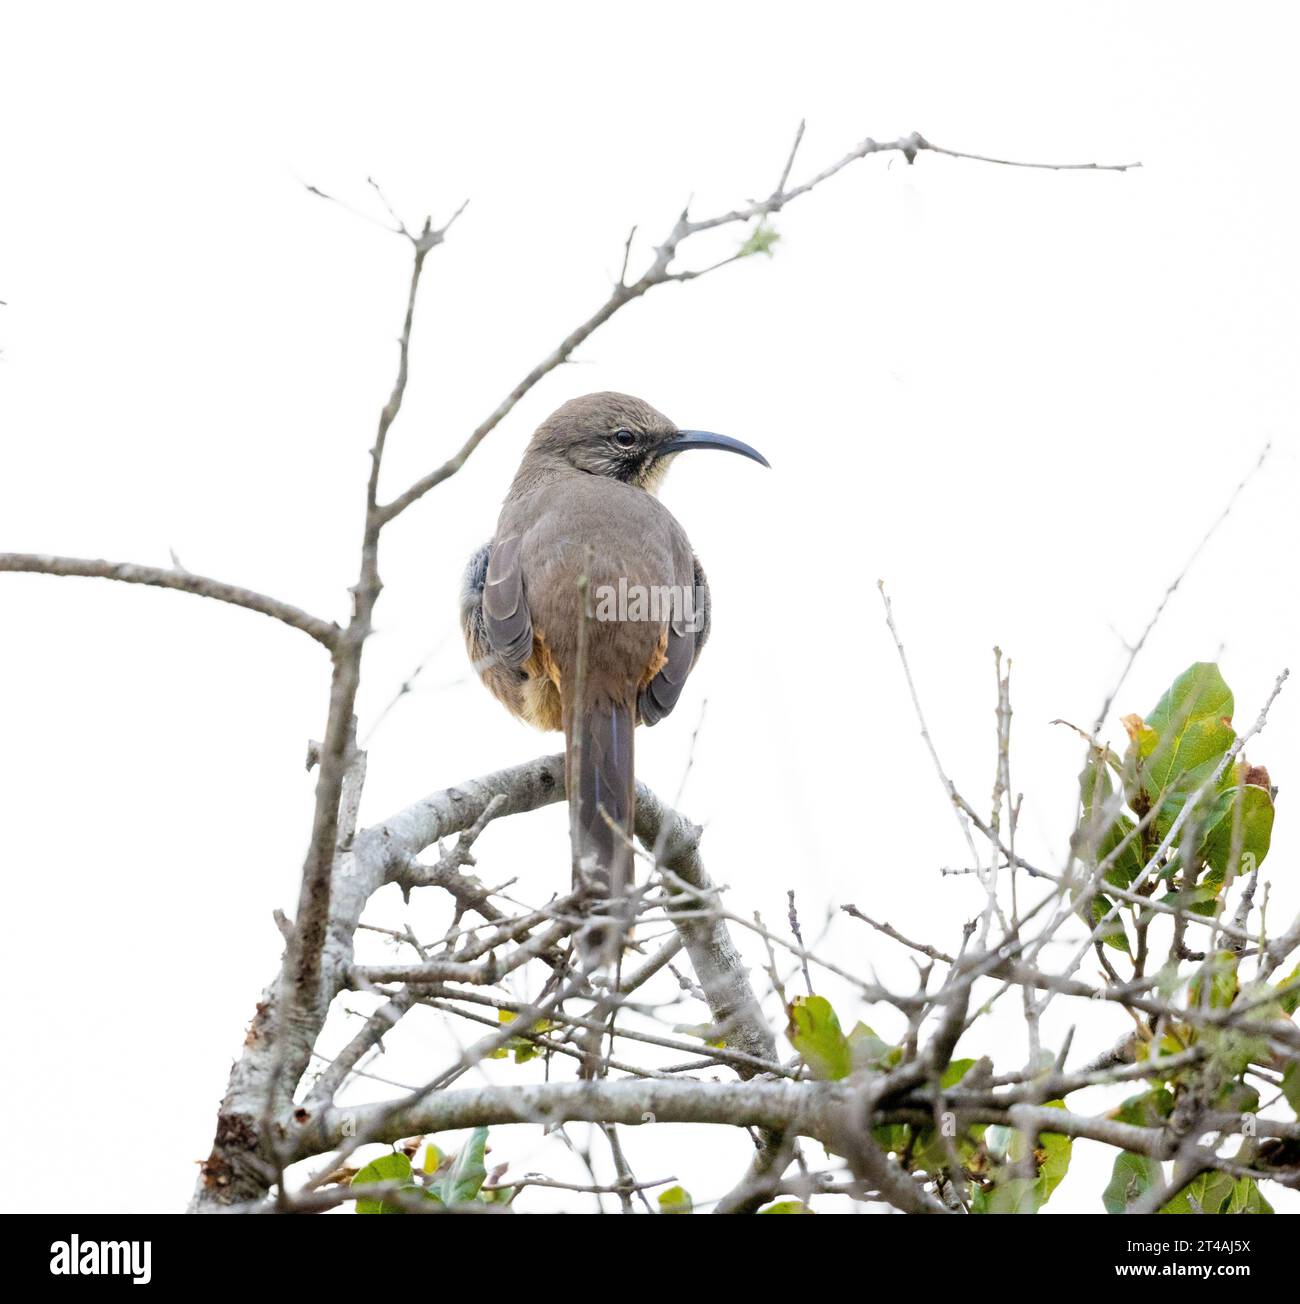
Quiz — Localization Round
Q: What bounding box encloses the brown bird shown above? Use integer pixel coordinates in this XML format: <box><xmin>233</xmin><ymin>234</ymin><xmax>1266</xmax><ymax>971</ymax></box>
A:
<box><xmin>460</xmin><ymin>391</ymin><xmax>767</xmax><ymax>917</ymax></box>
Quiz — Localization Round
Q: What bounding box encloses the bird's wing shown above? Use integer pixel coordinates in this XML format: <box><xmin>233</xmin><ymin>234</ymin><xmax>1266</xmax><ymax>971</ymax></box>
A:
<box><xmin>638</xmin><ymin>553</ymin><xmax>709</xmax><ymax>726</ymax></box>
<box><xmin>481</xmin><ymin>533</ymin><xmax>535</xmax><ymax>669</ymax></box>
<box><xmin>460</xmin><ymin>542</ymin><xmax>529</xmax><ymax>715</ymax></box>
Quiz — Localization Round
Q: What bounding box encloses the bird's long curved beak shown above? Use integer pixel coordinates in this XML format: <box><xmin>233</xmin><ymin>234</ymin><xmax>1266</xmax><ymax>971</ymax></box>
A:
<box><xmin>660</xmin><ymin>430</ymin><xmax>770</xmax><ymax>468</ymax></box>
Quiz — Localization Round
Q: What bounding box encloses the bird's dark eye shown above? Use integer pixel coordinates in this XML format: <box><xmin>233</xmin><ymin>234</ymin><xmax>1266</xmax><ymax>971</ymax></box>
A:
<box><xmin>612</xmin><ymin>428</ymin><xmax>637</xmax><ymax>449</ymax></box>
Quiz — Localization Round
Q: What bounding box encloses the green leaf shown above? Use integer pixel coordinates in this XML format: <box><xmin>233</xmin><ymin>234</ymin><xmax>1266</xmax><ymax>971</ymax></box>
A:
<box><xmin>1113</xmin><ymin>1088</ymin><xmax>1175</xmax><ymax>1127</ymax></box>
<box><xmin>1137</xmin><ymin>663</ymin><xmax>1236</xmax><ymax>832</ymax></box>
<box><xmin>657</xmin><ymin>1185</ymin><xmax>693</xmax><ymax>1214</ymax></box>
<box><xmin>1276</xmin><ymin>964</ymin><xmax>1300</xmax><ymax>1016</ymax></box>
<box><xmin>906</xmin><ymin>1063</ymin><xmax>984</xmax><ymax>1177</ymax></box>
<box><xmin>984</xmin><ymin>1124</ymin><xmax>1014</xmax><ymax>1164</ymax></box>
<box><xmin>737</xmin><ymin>220</ymin><xmax>780</xmax><ymax>258</ymax></box>
<box><xmin>1037</xmin><ymin>1130</ymin><xmax>1072</xmax><ymax>1203</ymax></box>
<box><xmin>1161</xmin><ymin>1170</ymin><xmax>1268</xmax><ymax>1215</ymax></box>
<box><xmin>759</xmin><ymin>1199</ymin><xmax>814</xmax><ymax>1214</ymax></box>
<box><xmin>983</xmin><ymin>1176</ymin><xmax>1043</xmax><ymax>1215</ymax></box>
<box><xmin>940</xmin><ymin>1058</ymin><xmax>977</xmax><ymax>1089</ymax></box>
<box><xmin>1091</xmin><ymin>895</ymin><xmax>1131</xmax><ymax>953</ymax></box>
<box><xmin>1202</xmin><ymin>784</ymin><xmax>1274</xmax><ymax>885</ymax></box>
<box><xmin>872</xmin><ymin>1122</ymin><xmax>911</xmax><ymax>1154</ymax></box>
<box><xmin>1157</xmin><ymin>884</ymin><xmax>1220</xmax><ymax>919</ymax></box>
<box><xmin>1201</xmin><ymin>1026</ymin><xmax>1270</xmax><ymax>1079</ymax></box>
<box><xmin>1227</xmin><ymin>1178</ymin><xmax>1273</xmax><ymax>1214</ymax></box>
<box><xmin>492</xmin><ymin>1009</ymin><xmax>552</xmax><ymax>1063</ymax></box>
<box><xmin>847</xmin><ymin>1022</ymin><xmax>898</xmax><ymax>1071</ymax></box>
<box><xmin>1144</xmin><ymin>663</ymin><xmax>1235</xmax><ymax>787</ymax></box>
<box><xmin>1283</xmin><ymin>1062</ymin><xmax>1300</xmax><ymax>1117</ymax></box>
<box><xmin>1216</xmin><ymin>1078</ymin><xmax>1259</xmax><ymax>1116</ymax></box>
<box><xmin>672</xmin><ymin>1021</ymin><xmax>726</xmax><ymax>1047</ymax></box>
<box><xmin>1153</xmin><ymin>960</ymin><xmax>1185</xmax><ymax>1000</ymax></box>
<box><xmin>433</xmin><ymin>1127</ymin><xmax>489</xmax><ymax>1205</ymax></box>
<box><xmin>1145</xmin><ymin>662</ymin><xmax>1233</xmax><ymax>731</ymax></box>
<box><xmin>976</xmin><ymin>1102</ymin><xmax>1072</xmax><ymax>1214</ymax></box>
<box><xmin>352</xmin><ymin>1152</ymin><xmax>414</xmax><ymax>1214</ymax></box>
<box><xmin>1189</xmin><ymin>951</ymin><xmax>1239</xmax><ymax>1009</ymax></box>
<box><xmin>1077</xmin><ymin>750</ymin><xmax>1146</xmax><ymax>886</ymax></box>
<box><xmin>1161</xmin><ymin>1169</ymin><xmax>1236</xmax><ymax>1214</ymax></box>
<box><xmin>1120</xmin><ymin>714</ymin><xmax>1160</xmax><ymax>790</ymax></box>
<box><xmin>786</xmin><ymin>995</ymin><xmax>852</xmax><ymax>1080</ymax></box>
<box><xmin>1104</xmin><ymin>1152</ymin><xmax>1163</xmax><ymax>1213</ymax></box>
<box><xmin>1073</xmin><ymin>753</ymin><xmax>1142</xmax><ymax>938</ymax></box>
<box><xmin>1098</xmin><ymin>816</ymin><xmax>1146</xmax><ymax>887</ymax></box>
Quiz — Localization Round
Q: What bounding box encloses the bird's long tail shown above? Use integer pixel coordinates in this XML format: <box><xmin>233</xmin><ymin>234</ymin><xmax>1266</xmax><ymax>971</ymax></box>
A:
<box><xmin>563</xmin><ymin>692</ymin><xmax>636</xmax><ymax>900</ymax></box>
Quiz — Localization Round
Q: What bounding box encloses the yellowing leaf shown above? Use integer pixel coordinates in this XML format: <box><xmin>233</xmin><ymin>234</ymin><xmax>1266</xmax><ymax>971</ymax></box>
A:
<box><xmin>352</xmin><ymin>1152</ymin><xmax>414</xmax><ymax>1214</ymax></box>
<box><xmin>657</xmin><ymin>1185</ymin><xmax>693</xmax><ymax>1214</ymax></box>
<box><xmin>786</xmin><ymin>995</ymin><xmax>852</xmax><ymax>1080</ymax></box>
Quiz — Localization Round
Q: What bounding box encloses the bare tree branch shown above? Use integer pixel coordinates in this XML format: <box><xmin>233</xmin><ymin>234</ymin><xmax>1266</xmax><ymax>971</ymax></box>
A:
<box><xmin>0</xmin><ymin>553</ymin><xmax>339</xmax><ymax>649</ymax></box>
<box><xmin>378</xmin><ymin>129</ymin><xmax>1139</xmax><ymax>526</ymax></box>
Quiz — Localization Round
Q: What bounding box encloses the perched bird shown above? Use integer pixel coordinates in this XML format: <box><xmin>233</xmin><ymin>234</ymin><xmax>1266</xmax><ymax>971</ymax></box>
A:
<box><xmin>460</xmin><ymin>391</ymin><xmax>767</xmax><ymax>914</ymax></box>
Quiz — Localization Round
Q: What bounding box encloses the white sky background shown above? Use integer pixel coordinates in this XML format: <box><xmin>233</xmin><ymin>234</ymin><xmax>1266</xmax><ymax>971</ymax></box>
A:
<box><xmin>1</xmin><ymin>1</ymin><xmax>1297</xmax><ymax>1214</ymax></box>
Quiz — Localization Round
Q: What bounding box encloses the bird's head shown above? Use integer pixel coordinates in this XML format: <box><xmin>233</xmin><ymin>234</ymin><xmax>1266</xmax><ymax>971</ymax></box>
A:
<box><xmin>525</xmin><ymin>391</ymin><xmax>768</xmax><ymax>493</ymax></box>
